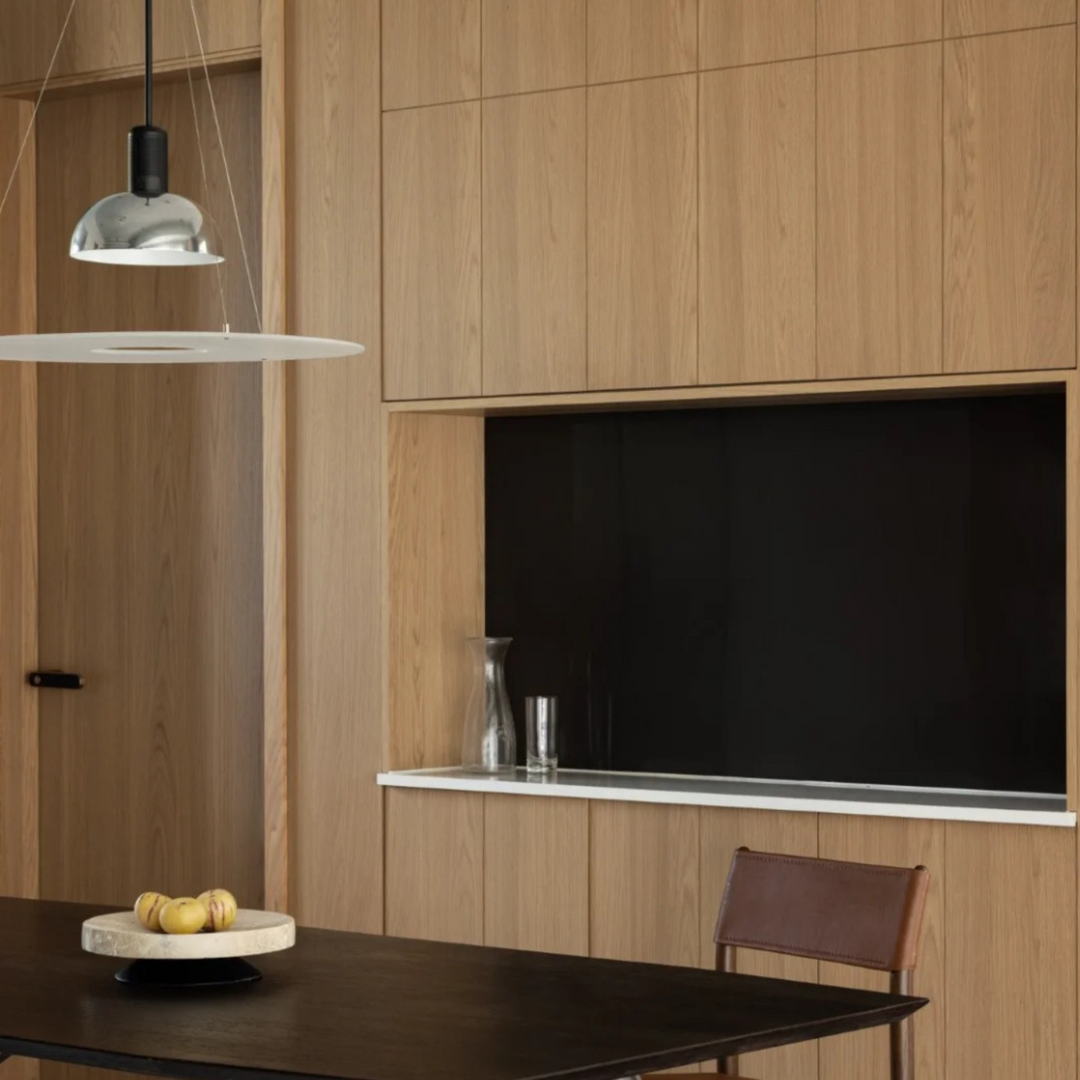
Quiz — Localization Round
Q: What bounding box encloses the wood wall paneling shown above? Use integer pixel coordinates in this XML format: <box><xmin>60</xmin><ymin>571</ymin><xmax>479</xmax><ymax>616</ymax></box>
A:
<box><xmin>699</xmin><ymin>0</ymin><xmax>815</xmax><ymax>69</ymax></box>
<box><xmin>285</xmin><ymin>0</ymin><xmax>385</xmax><ymax>934</ymax></box>
<box><xmin>587</xmin><ymin>0</ymin><xmax>696</xmax><ymax>83</ymax></box>
<box><xmin>482</xmin><ymin>89</ymin><xmax>587</xmax><ymax>397</ymax></box>
<box><xmin>484</xmin><ymin>794</ymin><xmax>589</xmax><ymax>956</ymax></box>
<box><xmin>482</xmin><ymin>0</ymin><xmax>586</xmax><ymax>97</ymax></box>
<box><xmin>0</xmin><ymin>0</ymin><xmax>261</xmax><ymax>93</ymax></box>
<box><xmin>699</xmin><ymin>61</ymin><xmax>816</xmax><ymax>386</ymax></box>
<box><xmin>944</xmin><ymin>27</ymin><xmax>1076</xmax><ymax>374</ymax></box>
<box><xmin>817</xmin><ymin>43</ymin><xmax>943</xmax><ymax>380</ymax></box>
<box><xmin>699</xmin><ymin>809</ymin><xmax>818</xmax><ymax>1080</ymax></box>
<box><xmin>383</xmin><ymin>102</ymin><xmax>482</xmax><ymax>401</ymax></box>
<box><xmin>818</xmin><ymin>816</ymin><xmax>946</xmax><ymax>1080</ymax></box>
<box><xmin>945</xmin><ymin>823</ymin><xmax>1077</xmax><ymax>1080</ymax></box>
<box><xmin>381</xmin><ymin>0</ymin><xmax>480</xmax><ymax>110</ymax></box>
<box><xmin>385</xmin><ymin>788</ymin><xmax>484</xmax><ymax>944</ymax></box>
<box><xmin>387</xmin><ymin>413</ymin><xmax>484</xmax><ymax>771</ymax></box>
<box><xmin>817</xmin><ymin>0</ymin><xmax>942</xmax><ymax>53</ymax></box>
<box><xmin>590</xmin><ymin>802</ymin><xmax>700</xmax><ymax>967</ymax></box>
<box><xmin>944</xmin><ymin>0</ymin><xmax>1075</xmax><ymax>37</ymax></box>
<box><xmin>588</xmin><ymin>75</ymin><xmax>697</xmax><ymax>391</ymax></box>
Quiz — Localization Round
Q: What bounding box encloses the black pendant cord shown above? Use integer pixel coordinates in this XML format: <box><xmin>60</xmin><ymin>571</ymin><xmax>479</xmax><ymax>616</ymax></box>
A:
<box><xmin>144</xmin><ymin>0</ymin><xmax>153</xmax><ymax>126</ymax></box>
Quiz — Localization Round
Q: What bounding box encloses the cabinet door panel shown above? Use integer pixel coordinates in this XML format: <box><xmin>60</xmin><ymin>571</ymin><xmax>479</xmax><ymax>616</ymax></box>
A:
<box><xmin>818</xmin><ymin>0</ymin><xmax>941</xmax><ymax>52</ymax></box>
<box><xmin>588</xmin><ymin>76</ymin><xmax>698</xmax><ymax>391</ymax></box>
<box><xmin>587</xmin><ymin>0</ymin><xmax>696</xmax><ymax>83</ymax></box>
<box><xmin>483</xmin><ymin>0</ymin><xmax>585</xmax><ymax>96</ymax></box>
<box><xmin>700</xmin><ymin>0</ymin><xmax>815</xmax><ymax>68</ymax></box>
<box><xmin>944</xmin><ymin>27</ymin><xmax>1075</xmax><ymax>373</ymax></box>
<box><xmin>700</xmin><ymin>61</ymin><xmax>815</xmax><ymax>386</ymax></box>
<box><xmin>944</xmin><ymin>0</ymin><xmax>1075</xmax><ymax>36</ymax></box>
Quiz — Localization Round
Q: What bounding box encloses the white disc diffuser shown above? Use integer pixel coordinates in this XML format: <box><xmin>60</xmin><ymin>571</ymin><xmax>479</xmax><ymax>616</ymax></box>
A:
<box><xmin>0</xmin><ymin>331</ymin><xmax>364</xmax><ymax>364</ymax></box>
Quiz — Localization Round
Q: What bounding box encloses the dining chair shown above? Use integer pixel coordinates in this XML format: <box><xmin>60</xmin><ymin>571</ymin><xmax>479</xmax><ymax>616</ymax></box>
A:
<box><xmin>649</xmin><ymin>847</ymin><xmax>930</xmax><ymax>1080</ymax></box>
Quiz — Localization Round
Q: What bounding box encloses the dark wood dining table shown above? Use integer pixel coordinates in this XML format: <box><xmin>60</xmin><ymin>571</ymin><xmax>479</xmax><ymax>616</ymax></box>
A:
<box><xmin>0</xmin><ymin>899</ymin><xmax>925</xmax><ymax>1080</ymax></box>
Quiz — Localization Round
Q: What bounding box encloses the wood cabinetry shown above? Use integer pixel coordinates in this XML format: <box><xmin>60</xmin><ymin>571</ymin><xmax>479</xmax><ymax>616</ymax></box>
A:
<box><xmin>818</xmin><ymin>0</ymin><xmax>941</xmax><ymax>53</ymax></box>
<box><xmin>818</xmin><ymin>817</ymin><xmax>946</xmax><ymax>1080</ymax></box>
<box><xmin>588</xmin><ymin>75</ymin><xmax>697</xmax><ymax>391</ymax></box>
<box><xmin>385</xmin><ymin>789</ymin><xmax>484</xmax><ymax>944</ymax></box>
<box><xmin>944</xmin><ymin>27</ymin><xmax>1075</xmax><ymax>374</ymax></box>
<box><xmin>944</xmin><ymin>823</ymin><xmax>1077</xmax><ymax>1080</ymax></box>
<box><xmin>700</xmin><ymin>810</ymin><xmax>818</xmax><ymax>1080</ymax></box>
<box><xmin>483</xmin><ymin>90</ymin><xmax>587</xmax><ymax>396</ymax></box>
<box><xmin>587</xmin><ymin>0</ymin><xmax>696</xmax><ymax>83</ymax></box>
<box><xmin>944</xmin><ymin>0</ymin><xmax>1075</xmax><ymax>36</ymax></box>
<box><xmin>383</xmin><ymin>103</ymin><xmax>482</xmax><ymax>401</ymax></box>
<box><xmin>700</xmin><ymin>60</ymin><xmax>815</xmax><ymax>385</ymax></box>
<box><xmin>818</xmin><ymin>43</ymin><xmax>943</xmax><ymax>380</ymax></box>
<box><xmin>381</xmin><ymin>0</ymin><xmax>480</xmax><ymax>110</ymax></box>
<box><xmin>482</xmin><ymin>0</ymin><xmax>585</xmax><ymax>97</ymax></box>
<box><xmin>700</xmin><ymin>0</ymin><xmax>815</xmax><ymax>69</ymax></box>
<box><xmin>484</xmin><ymin>795</ymin><xmax>589</xmax><ymax>955</ymax></box>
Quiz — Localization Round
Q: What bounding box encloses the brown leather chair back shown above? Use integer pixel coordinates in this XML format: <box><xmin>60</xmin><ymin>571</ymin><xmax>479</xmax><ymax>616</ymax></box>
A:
<box><xmin>713</xmin><ymin>848</ymin><xmax>930</xmax><ymax>1080</ymax></box>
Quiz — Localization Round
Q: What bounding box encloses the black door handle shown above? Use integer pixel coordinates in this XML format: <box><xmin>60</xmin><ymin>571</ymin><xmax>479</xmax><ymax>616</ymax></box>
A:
<box><xmin>28</xmin><ymin>671</ymin><xmax>85</xmax><ymax>690</ymax></box>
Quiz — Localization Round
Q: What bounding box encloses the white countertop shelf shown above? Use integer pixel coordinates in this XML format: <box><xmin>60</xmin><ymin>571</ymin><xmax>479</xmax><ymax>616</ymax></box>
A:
<box><xmin>377</xmin><ymin>767</ymin><xmax>1075</xmax><ymax>827</ymax></box>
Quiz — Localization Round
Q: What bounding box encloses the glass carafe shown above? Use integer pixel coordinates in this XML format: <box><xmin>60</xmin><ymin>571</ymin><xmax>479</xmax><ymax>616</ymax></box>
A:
<box><xmin>461</xmin><ymin>637</ymin><xmax>516</xmax><ymax>773</ymax></box>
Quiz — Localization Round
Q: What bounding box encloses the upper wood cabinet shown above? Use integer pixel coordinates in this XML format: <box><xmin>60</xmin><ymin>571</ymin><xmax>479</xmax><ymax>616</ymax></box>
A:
<box><xmin>587</xmin><ymin>0</ymin><xmax>696</xmax><ymax>83</ymax></box>
<box><xmin>699</xmin><ymin>61</ymin><xmax>816</xmax><ymax>386</ymax></box>
<box><xmin>817</xmin><ymin>43</ymin><xmax>943</xmax><ymax>380</ymax></box>
<box><xmin>482</xmin><ymin>0</ymin><xmax>586</xmax><ymax>97</ymax></box>
<box><xmin>700</xmin><ymin>0</ymin><xmax>815</xmax><ymax>68</ymax></box>
<box><xmin>818</xmin><ymin>0</ymin><xmax>941</xmax><ymax>52</ymax></box>
<box><xmin>944</xmin><ymin>0</ymin><xmax>1075</xmax><ymax>36</ymax></box>
<box><xmin>0</xmin><ymin>0</ymin><xmax>260</xmax><ymax>89</ymax></box>
<box><xmin>382</xmin><ymin>0</ymin><xmax>481</xmax><ymax>110</ymax></box>
<box><xmin>383</xmin><ymin>103</ymin><xmax>482</xmax><ymax>400</ymax></box>
<box><xmin>944</xmin><ymin>27</ymin><xmax>1075</xmax><ymax>374</ymax></box>
<box><xmin>483</xmin><ymin>90</ymin><xmax>587</xmax><ymax>397</ymax></box>
<box><xmin>588</xmin><ymin>75</ymin><xmax>698</xmax><ymax>391</ymax></box>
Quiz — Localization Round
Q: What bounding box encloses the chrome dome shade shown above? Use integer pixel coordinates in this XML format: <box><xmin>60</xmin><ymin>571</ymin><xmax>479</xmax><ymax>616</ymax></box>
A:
<box><xmin>70</xmin><ymin>191</ymin><xmax>223</xmax><ymax>266</ymax></box>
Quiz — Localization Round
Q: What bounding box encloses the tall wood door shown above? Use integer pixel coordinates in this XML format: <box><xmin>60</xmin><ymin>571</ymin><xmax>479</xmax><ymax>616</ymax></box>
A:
<box><xmin>33</xmin><ymin>67</ymin><xmax>266</xmax><ymax>1024</ymax></box>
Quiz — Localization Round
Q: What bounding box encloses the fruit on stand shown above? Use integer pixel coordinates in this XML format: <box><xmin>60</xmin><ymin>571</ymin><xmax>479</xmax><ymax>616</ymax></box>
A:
<box><xmin>158</xmin><ymin>897</ymin><xmax>208</xmax><ymax>935</ymax></box>
<box><xmin>134</xmin><ymin>892</ymin><xmax>170</xmax><ymax>932</ymax></box>
<box><xmin>197</xmin><ymin>889</ymin><xmax>238</xmax><ymax>931</ymax></box>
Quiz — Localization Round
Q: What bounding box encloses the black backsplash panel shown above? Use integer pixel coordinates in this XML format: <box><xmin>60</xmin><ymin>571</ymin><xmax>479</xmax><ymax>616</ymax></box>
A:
<box><xmin>485</xmin><ymin>394</ymin><xmax>1067</xmax><ymax>793</ymax></box>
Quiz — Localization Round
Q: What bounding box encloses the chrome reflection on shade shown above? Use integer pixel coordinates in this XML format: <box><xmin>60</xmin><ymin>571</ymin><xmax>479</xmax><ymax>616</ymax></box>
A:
<box><xmin>70</xmin><ymin>191</ymin><xmax>223</xmax><ymax>266</ymax></box>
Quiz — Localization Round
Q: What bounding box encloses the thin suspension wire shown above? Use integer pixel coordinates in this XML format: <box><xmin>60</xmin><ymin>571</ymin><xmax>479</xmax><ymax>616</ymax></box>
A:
<box><xmin>181</xmin><ymin>20</ymin><xmax>229</xmax><ymax>333</ymax></box>
<box><xmin>188</xmin><ymin>0</ymin><xmax>261</xmax><ymax>333</ymax></box>
<box><xmin>144</xmin><ymin>0</ymin><xmax>153</xmax><ymax>127</ymax></box>
<box><xmin>0</xmin><ymin>0</ymin><xmax>80</xmax><ymax>222</ymax></box>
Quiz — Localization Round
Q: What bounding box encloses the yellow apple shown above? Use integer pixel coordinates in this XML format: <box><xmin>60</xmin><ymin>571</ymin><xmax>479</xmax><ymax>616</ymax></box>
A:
<box><xmin>197</xmin><ymin>889</ymin><xmax>238</xmax><ymax>931</ymax></box>
<box><xmin>159</xmin><ymin>897</ymin><xmax>208</xmax><ymax>935</ymax></box>
<box><xmin>134</xmin><ymin>892</ymin><xmax>170</xmax><ymax>932</ymax></box>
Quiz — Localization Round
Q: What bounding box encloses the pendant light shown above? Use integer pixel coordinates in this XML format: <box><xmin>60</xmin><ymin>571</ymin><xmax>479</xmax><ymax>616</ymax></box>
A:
<box><xmin>0</xmin><ymin>0</ymin><xmax>364</xmax><ymax>365</ymax></box>
<box><xmin>71</xmin><ymin>0</ymin><xmax>221</xmax><ymax>266</ymax></box>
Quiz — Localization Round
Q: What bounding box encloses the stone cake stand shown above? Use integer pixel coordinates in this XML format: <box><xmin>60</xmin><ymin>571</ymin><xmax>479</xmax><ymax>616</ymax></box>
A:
<box><xmin>82</xmin><ymin>909</ymin><xmax>296</xmax><ymax>987</ymax></box>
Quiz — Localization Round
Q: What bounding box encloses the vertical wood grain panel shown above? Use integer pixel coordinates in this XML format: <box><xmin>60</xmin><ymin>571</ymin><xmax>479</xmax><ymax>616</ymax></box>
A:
<box><xmin>818</xmin><ymin>0</ymin><xmax>942</xmax><ymax>53</ymax></box>
<box><xmin>700</xmin><ymin>61</ymin><xmax>815</xmax><ymax>386</ymax></box>
<box><xmin>818</xmin><ymin>43</ymin><xmax>942</xmax><ymax>380</ymax></box>
<box><xmin>286</xmin><ymin>0</ymin><xmax>384</xmax><ymax>934</ymax></box>
<box><xmin>700</xmin><ymin>810</ymin><xmax>818</xmax><ymax>1080</ymax></box>
<box><xmin>482</xmin><ymin>0</ymin><xmax>586</xmax><ymax>97</ymax></box>
<box><xmin>483</xmin><ymin>89</ymin><xmax>586</xmax><ymax>397</ymax></box>
<box><xmin>261</xmin><ymin>0</ymin><xmax>288</xmax><ymax>918</ymax></box>
<box><xmin>944</xmin><ymin>28</ymin><xmax>1076</xmax><ymax>374</ymax></box>
<box><xmin>588</xmin><ymin>75</ymin><xmax>697</xmax><ymax>391</ymax></box>
<box><xmin>818</xmin><ymin>817</ymin><xmax>945</xmax><ymax>1080</ymax></box>
<box><xmin>700</xmin><ymin>0</ymin><xmax>815</xmax><ymax>69</ymax></box>
<box><xmin>382</xmin><ymin>0</ymin><xmax>480</xmax><ymax>110</ymax></box>
<box><xmin>944</xmin><ymin>0</ymin><xmax>1075</xmax><ymax>36</ymax></box>
<box><xmin>384</xmin><ymin>102</ymin><xmax>482</xmax><ymax>401</ymax></box>
<box><xmin>587</xmin><ymin>0</ymin><xmax>696</xmax><ymax>83</ymax></box>
<box><xmin>0</xmin><ymin>0</ymin><xmax>261</xmax><ymax>91</ymax></box>
<box><xmin>590</xmin><ymin>802</ymin><xmax>699</xmax><ymax>967</ymax></box>
<box><xmin>385</xmin><ymin>788</ymin><xmax>484</xmax><ymax>944</ymax></box>
<box><xmin>387</xmin><ymin>414</ymin><xmax>484</xmax><ymax>770</ymax></box>
<box><xmin>484</xmin><ymin>795</ymin><xmax>589</xmax><ymax>956</ymax></box>
<box><xmin>945</xmin><ymin>822</ymin><xmax>1076</xmax><ymax>1080</ymax></box>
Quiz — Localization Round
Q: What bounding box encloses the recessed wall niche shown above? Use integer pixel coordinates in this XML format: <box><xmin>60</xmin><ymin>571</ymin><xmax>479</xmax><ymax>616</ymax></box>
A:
<box><xmin>485</xmin><ymin>393</ymin><xmax>1067</xmax><ymax>794</ymax></box>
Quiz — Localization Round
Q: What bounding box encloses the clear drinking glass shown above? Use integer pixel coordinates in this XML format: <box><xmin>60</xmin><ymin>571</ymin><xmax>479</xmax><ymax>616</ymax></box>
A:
<box><xmin>526</xmin><ymin>696</ymin><xmax>558</xmax><ymax>774</ymax></box>
<box><xmin>461</xmin><ymin>637</ymin><xmax>516</xmax><ymax>773</ymax></box>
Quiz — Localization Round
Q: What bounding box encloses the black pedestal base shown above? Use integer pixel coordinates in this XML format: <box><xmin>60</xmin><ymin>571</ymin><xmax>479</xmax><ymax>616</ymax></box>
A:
<box><xmin>115</xmin><ymin>957</ymin><xmax>263</xmax><ymax>988</ymax></box>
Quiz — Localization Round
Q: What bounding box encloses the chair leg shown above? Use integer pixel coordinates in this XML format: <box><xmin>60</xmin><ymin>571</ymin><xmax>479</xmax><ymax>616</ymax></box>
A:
<box><xmin>717</xmin><ymin>944</ymin><xmax>738</xmax><ymax>1077</ymax></box>
<box><xmin>889</xmin><ymin>971</ymin><xmax>914</xmax><ymax>1080</ymax></box>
